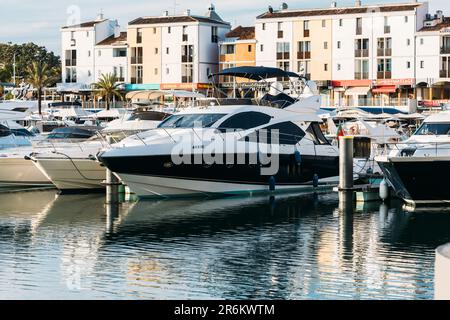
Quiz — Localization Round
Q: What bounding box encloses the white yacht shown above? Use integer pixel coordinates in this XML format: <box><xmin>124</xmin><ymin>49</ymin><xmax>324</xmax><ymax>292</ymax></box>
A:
<box><xmin>375</xmin><ymin>111</ymin><xmax>450</xmax><ymax>205</ymax></box>
<box><xmin>29</xmin><ymin>110</ymin><xmax>172</xmax><ymax>192</ymax></box>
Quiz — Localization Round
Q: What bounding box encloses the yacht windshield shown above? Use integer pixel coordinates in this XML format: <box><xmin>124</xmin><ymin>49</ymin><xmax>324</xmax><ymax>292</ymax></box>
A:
<box><xmin>158</xmin><ymin>114</ymin><xmax>226</xmax><ymax>129</ymax></box>
<box><xmin>415</xmin><ymin>123</ymin><xmax>450</xmax><ymax>135</ymax></box>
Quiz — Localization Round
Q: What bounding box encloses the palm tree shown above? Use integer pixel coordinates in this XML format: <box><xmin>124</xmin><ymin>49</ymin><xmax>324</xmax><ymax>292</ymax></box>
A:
<box><xmin>26</xmin><ymin>61</ymin><xmax>57</xmax><ymax>115</ymax></box>
<box><xmin>93</xmin><ymin>73</ymin><xmax>122</xmax><ymax>110</ymax></box>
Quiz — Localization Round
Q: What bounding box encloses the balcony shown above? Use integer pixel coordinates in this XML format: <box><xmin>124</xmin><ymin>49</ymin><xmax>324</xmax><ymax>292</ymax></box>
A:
<box><xmin>182</xmin><ymin>76</ymin><xmax>193</xmax><ymax>83</ymax></box>
<box><xmin>356</xmin><ymin>27</ymin><xmax>362</xmax><ymax>35</ymax></box>
<box><xmin>384</xmin><ymin>25</ymin><xmax>391</xmax><ymax>34</ymax></box>
<box><xmin>377</xmin><ymin>48</ymin><xmax>392</xmax><ymax>56</ymax></box>
<box><xmin>131</xmin><ymin>77</ymin><xmax>143</xmax><ymax>84</ymax></box>
<box><xmin>131</xmin><ymin>57</ymin><xmax>143</xmax><ymax>64</ymax></box>
<box><xmin>297</xmin><ymin>52</ymin><xmax>311</xmax><ymax>59</ymax></box>
<box><xmin>182</xmin><ymin>55</ymin><xmax>193</xmax><ymax>63</ymax></box>
<box><xmin>277</xmin><ymin>52</ymin><xmax>290</xmax><ymax>60</ymax></box>
<box><xmin>377</xmin><ymin>71</ymin><xmax>392</xmax><ymax>79</ymax></box>
<box><xmin>440</xmin><ymin>70</ymin><xmax>450</xmax><ymax>78</ymax></box>
<box><xmin>65</xmin><ymin>59</ymin><xmax>76</xmax><ymax>67</ymax></box>
<box><xmin>355</xmin><ymin>72</ymin><xmax>369</xmax><ymax>80</ymax></box>
<box><xmin>441</xmin><ymin>46</ymin><xmax>450</xmax><ymax>54</ymax></box>
<box><xmin>278</xmin><ymin>30</ymin><xmax>284</xmax><ymax>38</ymax></box>
<box><xmin>182</xmin><ymin>34</ymin><xmax>188</xmax><ymax>42</ymax></box>
<box><xmin>355</xmin><ymin>49</ymin><xmax>369</xmax><ymax>58</ymax></box>
<box><xmin>303</xmin><ymin>29</ymin><xmax>310</xmax><ymax>37</ymax></box>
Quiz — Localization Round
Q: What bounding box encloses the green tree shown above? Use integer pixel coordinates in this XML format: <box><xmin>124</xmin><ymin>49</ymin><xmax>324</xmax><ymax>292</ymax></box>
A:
<box><xmin>93</xmin><ymin>73</ymin><xmax>122</xmax><ymax>110</ymax></box>
<box><xmin>0</xmin><ymin>42</ymin><xmax>60</xmax><ymax>84</ymax></box>
<box><xmin>26</xmin><ymin>61</ymin><xmax>59</xmax><ymax>115</ymax></box>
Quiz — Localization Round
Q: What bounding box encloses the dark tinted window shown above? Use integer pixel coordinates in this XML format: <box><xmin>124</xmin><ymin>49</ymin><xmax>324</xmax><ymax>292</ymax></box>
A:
<box><xmin>241</xmin><ymin>121</ymin><xmax>305</xmax><ymax>145</ymax></box>
<box><xmin>158</xmin><ymin>114</ymin><xmax>226</xmax><ymax>128</ymax></box>
<box><xmin>306</xmin><ymin>123</ymin><xmax>330</xmax><ymax>145</ymax></box>
<box><xmin>0</xmin><ymin>125</ymin><xmax>11</xmax><ymax>138</ymax></box>
<box><xmin>219</xmin><ymin>112</ymin><xmax>272</xmax><ymax>131</ymax></box>
<box><xmin>129</xmin><ymin>111</ymin><xmax>171</xmax><ymax>121</ymax></box>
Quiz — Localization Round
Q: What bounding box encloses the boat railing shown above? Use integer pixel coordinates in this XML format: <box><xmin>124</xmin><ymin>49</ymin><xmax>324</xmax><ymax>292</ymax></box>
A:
<box><xmin>374</xmin><ymin>141</ymin><xmax>450</xmax><ymax>158</ymax></box>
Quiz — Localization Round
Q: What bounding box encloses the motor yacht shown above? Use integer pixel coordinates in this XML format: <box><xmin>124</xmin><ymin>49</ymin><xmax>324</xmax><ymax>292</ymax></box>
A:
<box><xmin>375</xmin><ymin>111</ymin><xmax>450</xmax><ymax>205</ymax></box>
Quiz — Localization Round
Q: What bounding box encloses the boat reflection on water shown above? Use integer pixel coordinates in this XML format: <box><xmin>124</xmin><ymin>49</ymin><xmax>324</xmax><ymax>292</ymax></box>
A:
<box><xmin>1</xmin><ymin>191</ymin><xmax>450</xmax><ymax>299</ymax></box>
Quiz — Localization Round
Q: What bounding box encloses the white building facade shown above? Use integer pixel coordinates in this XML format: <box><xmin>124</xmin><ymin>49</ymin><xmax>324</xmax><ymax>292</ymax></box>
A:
<box><xmin>60</xmin><ymin>15</ymin><xmax>121</xmax><ymax>90</ymax></box>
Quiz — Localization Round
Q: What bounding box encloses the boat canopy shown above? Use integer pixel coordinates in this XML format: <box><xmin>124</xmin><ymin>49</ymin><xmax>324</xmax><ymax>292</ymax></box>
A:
<box><xmin>210</xmin><ymin>66</ymin><xmax>302</xmax><ymax>81</ymax></box>
<box><xmin>126</xmin><ymin>90</ymin><xmax>206</xmax><ymax>101</ymax></box>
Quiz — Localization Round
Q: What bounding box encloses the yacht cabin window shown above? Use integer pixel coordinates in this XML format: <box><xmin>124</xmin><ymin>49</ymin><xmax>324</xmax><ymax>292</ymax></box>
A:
<box><xmin>218</xmin><ymin>112</ymin><xmax>272</xmax><ymax>131</ymax></box>
<box><xmin>415</xmin><ymin>123</ymin><xmax>450</xmax><ymax>135</ymax></box>
<box><xmin>306</xmin><ymin>123</ymin><xmax>330</xmax><ymax>145</ymax></box>
<box><xmin>158</xmin><ymin>114</ymin><xmax>227</xmax><ymax>129</ymax></box>
<box><xmin>241</xmin><ymin>121</ymin><xmax>306</xmax><ymax>145</ymax></box>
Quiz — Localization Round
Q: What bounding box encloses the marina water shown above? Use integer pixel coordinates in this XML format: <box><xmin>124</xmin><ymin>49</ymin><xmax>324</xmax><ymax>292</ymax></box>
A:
<box><xmin>0</xmin><ymin>190</ymin><xmax>445</xmax><ymax>300</ymax></box>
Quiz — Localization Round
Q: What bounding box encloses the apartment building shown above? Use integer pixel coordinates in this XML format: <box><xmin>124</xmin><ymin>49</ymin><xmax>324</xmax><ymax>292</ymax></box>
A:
<box><xmin>416</xmin><ymin>11</ymin><xmax>450</xmax><ymax>106</ymax></box>
<box><xmin>60</xmin><ymin>14</ymin><xmax>121</xmax><ymax>90</ymax></box>
<box><xmin>126</xmin><ymin>5</ymin><xmax>231</xmax><ymax>92</ymax></box>
<box><xmin>94</xmin><ymin>32</ymin><xmax>128</xmax><ymax>83</ymax></box>
<box><xmin>218</xmin><ymin>26</ymin><xmax>256</xmax><ymax>87</ymax></box>
<box><xmin>255</xmin><ymin>1</ymin><xmax>431</xmax><ymax>107</ymax></box>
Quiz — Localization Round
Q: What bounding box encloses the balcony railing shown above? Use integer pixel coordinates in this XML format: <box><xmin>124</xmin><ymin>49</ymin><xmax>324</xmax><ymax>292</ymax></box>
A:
<box><xmin>440</xmin><ymin>70</ymin><xmax>450</xmax><ymax>78</ymax></box>
<box><xmin>65</xmin><ymin>59</ymin><xmax>76</xmax><ymax>67</ymax></box>
<box><xmin>130</xmin><ymin>77</ymin><xmax>143</xmax><ymax>84</ymax></box>
<box><xmin>65</xmin><ymin>77</ymin><xmax>77</xmax><ymax>83</ymax></box>
<box><xmin>297</xmin><ymin>52</ymin><xmax>311</xmax><ymax>59</ymax></box>
<box><xmin>356</xmin><ymin>27</ymin><xmax>362</xmax><ymax>35</ymax></box>
<box><xmin>355</xmin><ymin>49</ymin><xmax>369</xmax><ymax>58</ymax></box>
<box><xmin>278</xmin><ymin>30</ymin><xmax>284</xmax><ymax>38</ymax></box>
<box><xmin>377</xmin><ymin>71</ymin><xmax>392</xmax><ymax>79</ymax></box>
<box><xmin>303</xmin><ymin>29</ymin><xmax>310</xmax><ymax>37</ymax></box>
<box><xmin>131</xmin><ymin>57</ymin><xmax>143</xmax><ymax>64</ymax></box>
<box><xmin>182</xmin><ymin>55</ymin><xmax>193</xmax><ymax>63</ymax></box>
<box><xmin>355</xmin><ymin>72</ymin><xmax>369</xmax><ymax>80</ymax></box>
<box><xmin>277</xmin><ymin>52</ymin><xmax>290</xmax><ymax>60</ymax></box>
<box><xmin>441</xmin><ymin>46</ymin><xmax>450</xmax><ymax>54</ymax></box>
<box><xmin>384</xmin><ymin>25</ymin><xmax>391</xmax><ymax>34</ymax></box>
<box><xmin>182</xmin><ymin>76</ymin><xmax>193</xmax><ymax>83</ymax></box>
<box><xmin>377</xmin><ymin>48</ymin><xmax>392</xmax><ymax>56</ymax></box>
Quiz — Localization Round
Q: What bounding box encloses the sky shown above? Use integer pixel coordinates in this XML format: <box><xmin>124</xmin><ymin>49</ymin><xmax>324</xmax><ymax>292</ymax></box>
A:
<box><xmin>0</xmin><ymin>0</ymin><xmax>448</xmax><ymax>56</ymax></box>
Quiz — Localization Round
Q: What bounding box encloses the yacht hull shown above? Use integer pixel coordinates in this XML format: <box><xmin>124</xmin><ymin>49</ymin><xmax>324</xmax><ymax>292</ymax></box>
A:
<box><xmin>99</xmin><ymin>153</ymin><xmax>339</xmax><ymax>198</ymax></box>
<box><xmin>0</xmin><ymin>157</ymin><xmax>52</xmax><ymax>187</ymax></box>
<box><xmin>377</xmin><ymin>156</ymin><xmax>450</xmax><ymax>205</ymax></box>
<box><xmin>33</xmin><ymin>158</ymin><xmax>106</xmax><ymax>192</ymax></box>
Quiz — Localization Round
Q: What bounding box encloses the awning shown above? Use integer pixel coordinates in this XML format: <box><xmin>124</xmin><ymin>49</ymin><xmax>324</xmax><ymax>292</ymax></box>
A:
<box><xmin>372</xmin><ymin>85</ymin><xmax>397</xmax><ymax>94</ymax></box>
<box><xmin>125</xmin><ymin>90</ymin><xmax>205</xmax><ymax>100</ymax></box>
<box><xmin>344</xmin><ymin>87</ymin><xmax>370</xmax><ymax>96</ymax></box>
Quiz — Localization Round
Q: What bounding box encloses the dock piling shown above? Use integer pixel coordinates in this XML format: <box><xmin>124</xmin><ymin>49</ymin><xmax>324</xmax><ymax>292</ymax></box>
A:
<box><xmin>339</xmin><ymin>136</ymin><xmax>354</xmax><ymax>191</ymax></box>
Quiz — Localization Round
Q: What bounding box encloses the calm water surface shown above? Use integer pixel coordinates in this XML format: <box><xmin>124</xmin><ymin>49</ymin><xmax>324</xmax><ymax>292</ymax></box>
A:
<box><xmin>0</xmin><ymin>190</ymin><xmax>449</xmax><ymax>300</ymax></box>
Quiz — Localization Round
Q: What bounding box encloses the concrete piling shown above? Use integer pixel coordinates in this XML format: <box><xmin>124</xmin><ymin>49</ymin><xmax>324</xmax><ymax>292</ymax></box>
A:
<box><xmin>435</xmin><ymin>243</ymin><xmax>450</xmax><ymax>300</ymax></box>
<box><xmin>339</xmin><ymin>136</ymin><xmax>354</xmax><ymax>190</ymax></box>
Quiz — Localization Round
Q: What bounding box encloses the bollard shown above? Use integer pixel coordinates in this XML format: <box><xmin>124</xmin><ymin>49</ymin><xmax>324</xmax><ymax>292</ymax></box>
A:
<box><xmin>435</xmin><ymin>243</ymin><xmax>450</xmax><ymax>300</ymax></box>
<box><xmin>339</xmin><ymin>136</ymin><xmax>354</xmax><ymax>190</ymax></box>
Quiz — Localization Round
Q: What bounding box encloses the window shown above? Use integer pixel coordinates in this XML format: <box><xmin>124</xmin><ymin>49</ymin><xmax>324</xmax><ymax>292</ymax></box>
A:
<box><xmin>260</xmin><ymin>44</ymin><xmax>264</xmax><ymax>52</ymax></box>
<box><xmin>88</xmin><ymin>70</ymin><xmax>91</xmax><ymax>77</ymax></box>
<box><xmin>166</xmin><ymin>47</ymin><xmax>170</xmax><ymax>54</ymax></box>
<box><xmin>322</xmin><ymin>20</ymin><xmax>326</xmax><ymax>28</ymax></box>
<box><xmin>252</xmin><ymin>122</ymin><xmax>306</xmax><ymax>145</ymax></box>
<box><xmin>324</xmin><ymin>64</ymin><xmax>328</xmax><ymax>71</ymax></box>
<box><xmin>405</xmin><ymin>16</ymin><xmax>409</xmax><ymax>23</ymax></box>
<box><xmin>420</xmin><ymin>61</ymin><xmax>425</xmax><ymax>68</ymax></box>
<box><xmin>324</xmin><ymin>41</ymin><xmax>328</xmax><ymax>49</ymax></box>
<box><xmin>88</xmin><ymin>50</ymin><xmax>91</xmax><ymax>57</ymax></box>
<box><xmin>158</xmin><ymin>114</ymin><xmax>227</xmax><ymax>129</ymax></box>
<box><xmin>416</xmin><ymin>123</ymin><xmax>450</xmax><ymax>135</ymax></box>
<box><xmin>166</xmin><ymin>68</ymin><xmax>169</xmax><ymax>75</ymax></box>
<box><xmin>86</xmin><ymin>31</ymin><xmax>89</xmax><ymax>37</ymax></box>
<box><xmin>277</xmin><ymin>42</ymin><xmax>290</xmax><ymax>60</ymax></box>
<box><xmin>420</xmin><ymin>38</ymin><xmax>424</xmax><ymax>45</ymax></box>
<box><xmin>154</xmin><ymin>68</ymin><xmax>158</xmax><ymax>75</ymax></box>
<box><xmin>211</xmin><ymin>26</ymin><xmax>218</xmax><ymax>43</ymax></box>
<box><xmin>356</xmin><ymin>17</ymin><xmax>362</xmax><ymax>34</ymax></box>
<box><xmin>248</xmin><ymin>45</ymin><xmax>252</xmax><ymax>52</ymax></box>
<box><xmin>407</xmin><ymin>61</ymin><xmax>411</xmax><ymax>69</ymax></box>
<box><xmin>337</xmin><ymin>41</ymin><xmax>341</xmax><ymax>49</ymax></box>
<box><xmin>219</xmin><ymin>112</ymin><xmax>272</xmax><ymax>131</ymax></box>
<box><xmin>168</xmin><ymin>27</ymin><xmax>171</xmax><ymax>33</ymax></box>
<box><xmin>303</xmin><ymin>20</ymin><xmax>310</xmax><ymax>37</ymax></box>
<box><xmin>155</xmin><ymin>47</ymin><xmax>159</xmax><ymax>54</ymax></box>
<box><xmin>262</xmin><ymin>23</ymin><xmax>266</xmax><ymax>30</ymax></box>
<box><xmin>206</xmin><ymin>68</ymin><xmax>210</xmax><ymax>77</ymax></box>
<box><xmin>337</xmin><ymin>64</ymin><xmax>341</xmax><ymax>71</ymax></box>
<box><xmin>407</xmin><ymin>38</ymin><xmax>411</xmax><ymax>46</ymax></box>
<box><xmin>98</xmin><ymin>50</ymin><xmax>101</xmax><ymax>57</ymax></box>
<box><xmin>137</xmin><ymin>28</ymin><xmax>142</xmax><ymax>43</ymax></box>
<box><xmin>339</xmin><ymin>19</ymin><xmax>343</xmax><ymax>27</ymax></box>
<box><xmin>306</xmin><ymin>123</ymin><xmax>330</xmax><ymax>145</ymax></box>
<box><xmin>153</xmin><ymin>27</ymin><xmax>157</xmax><ymax>34</ymax></box>
<box><xmin>71</xmin><ymin>31</ymin><xmax>75</xmax><ymax>40</ymax></box>
<box><xmin>181</xmin><ymin>63</ymin><xmax>193</xmax><ymax>83</ymax></box>
<box><xmin>226</xmin><ymin>44</ymin><xmax>235</xmax><ymax>54</ymax></box>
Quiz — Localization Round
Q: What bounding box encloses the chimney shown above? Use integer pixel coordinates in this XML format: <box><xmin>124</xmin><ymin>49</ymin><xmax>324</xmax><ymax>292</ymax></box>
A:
<box><xmin>355</xmin><ymin>0</ymin><xmax>361</xmax><ymax>7</ymax></box>
<box><xmin>437</xmin><ymin>10</ymin><xmax>444</xmax><ymax>21</ymax></box>
<box><xmin>185</xmin><ymin>9</ymin><xmax>191</xmax><ymax>16</ymax></box>
<box><xmin>96</xmin><ymin>12</ymin><xmax>104</xmax><ymax>21</ymax></box>
<box><xmin>162</xmin><ymin>10</ymin><xmax>169</xmax><ymax>17</ymax></box>
<box><xmin>114</xmin><ymin>25</ymin><xmax>120</xmax><ymax>38</ymax></box>
<box><xmin>331</xmin><ymin>1</ymin><xmax>337</xmax><ymax>8</ymax></box>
